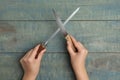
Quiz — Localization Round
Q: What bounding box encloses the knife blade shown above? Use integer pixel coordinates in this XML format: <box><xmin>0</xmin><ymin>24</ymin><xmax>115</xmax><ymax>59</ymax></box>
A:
<box><xmin>35</xmin><ymin>7</ymin><xmax>80</xmax><ymax>58</ymax></box>
<box><xmin>52</xmin><ymin>9</ymin><xmax>68</xmax><ymax>37</ymax></box>
<box><xmin>44</xmin><ymin>7</ymin><xmax>80</xmax><ymax>46</ymax></box>
<box><xmin>52</xmin><ymin>9</ymin><xmax>77</xmax><ymax>51</ymax></box>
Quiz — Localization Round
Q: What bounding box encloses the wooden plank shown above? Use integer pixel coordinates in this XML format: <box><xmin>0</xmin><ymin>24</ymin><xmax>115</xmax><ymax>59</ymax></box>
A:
<box><xmin>0</xmin><ymin>21</ymin><xmax>120</xmax><ymax>52</ymax></box>
<box><xmin>0</xmin><ymin>0</ymin><xmax>120</xmax><ymax>20</ymax></box>
<box><xmin>0</xmin><ymin>52</ymin><xmax>120</xmax><ymax>80</ymax></box>
<box><xmin>1</xmin><ymin>0</ymin><xmax>119</xmax><ymax>5</ymax></box>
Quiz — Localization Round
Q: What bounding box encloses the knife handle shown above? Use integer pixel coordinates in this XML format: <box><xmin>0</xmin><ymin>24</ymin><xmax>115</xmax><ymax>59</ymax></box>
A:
<box><xmin>35</xmin><ymin>44</ymin><xmax>45</xmax><ymax>59</ymax></box>
<box><xmin>65</xmin><ymin>35</ymin><xmax>76</xmax><ymax>52</ymax></box>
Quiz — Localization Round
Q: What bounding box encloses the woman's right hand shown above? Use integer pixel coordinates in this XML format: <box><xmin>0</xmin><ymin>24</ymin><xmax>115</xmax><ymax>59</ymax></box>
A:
<box><xmin>67</xmin><ymin>35</ymin><xmax>89</xmax><ymax>80</ymax></box>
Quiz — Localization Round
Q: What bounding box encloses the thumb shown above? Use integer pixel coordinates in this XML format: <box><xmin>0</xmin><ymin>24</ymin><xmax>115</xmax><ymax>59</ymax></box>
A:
<box><xmin>67</xmin><ymin>40</ymin><xmax>75</xmax><ymax>56</ymax></box>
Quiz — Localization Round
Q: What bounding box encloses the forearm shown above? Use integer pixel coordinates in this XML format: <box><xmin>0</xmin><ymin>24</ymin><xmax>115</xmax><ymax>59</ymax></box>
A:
<box><xmin>74</xmin><ymin>66</ymin><xmax>89</xmax><ymax>80</ymax></box>
<box><xmin>22</xmin><ymin>73</ymin><xmax>36</xmax><ymax>80</ymax></box>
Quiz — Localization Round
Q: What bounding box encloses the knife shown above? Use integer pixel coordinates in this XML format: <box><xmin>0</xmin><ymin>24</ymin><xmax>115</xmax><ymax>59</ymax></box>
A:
<box><xmin>44</xmin><ymin>7</ymin><xmax>80</xmax><ymax>46</ymax></box>
<box><xmin>52</xmin><ymin>9</ymin><xmax>77</xmax><ymax>51</ymax></box>
<box><xmin>35</xmin><ymin>7</ymin><xmax>80</xmax><ymax>58</ymax></box>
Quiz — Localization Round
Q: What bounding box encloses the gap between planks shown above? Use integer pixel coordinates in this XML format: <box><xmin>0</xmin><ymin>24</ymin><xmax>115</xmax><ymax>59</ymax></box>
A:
<box><xmin>0</xmin><ymin>20</ymin><xmax>120</xmax><ymax>22</ymax></box>
<box><xmin>0</xmin><ymin>52</ymin><xmax>120</xmax><ymax>55</ymax></box>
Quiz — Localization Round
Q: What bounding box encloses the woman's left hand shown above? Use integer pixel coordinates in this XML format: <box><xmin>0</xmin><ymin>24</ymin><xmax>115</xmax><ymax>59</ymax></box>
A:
<box><xmin>20</xmin><ymin>44</ymin><xmax>46</xmax><ymax>80</ymax></box>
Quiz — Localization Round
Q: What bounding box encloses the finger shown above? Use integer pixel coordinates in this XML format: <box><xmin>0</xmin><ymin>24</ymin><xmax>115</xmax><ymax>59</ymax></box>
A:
<box><xmin>67</xmin><ymin>40</ymin><xmax>75</xmax><ymax>56</ymax></box>
<box><xmin>77</xmin><ymin>42</ymin><xmax>87</xmax><ymax>52</ymax></box>
<box><xmin>77</xmin><ymin>42</ymin><xmax>88</xmax><ymax>56</ymax></box>
<box><xmin>20</xmin><ymin>49</ymin><xmax>33</xmax><ymax>63</ymax></box>
<box><xmin>77</xmin><ymin>42</ymin><xmax>85</xmax><ymax>49</ymax></box>
<box><xmin>70</xmin><ymin>35</ymin><xmax>81</xmax><ymax>51</ymax></box>
<box><xmin>37</xmin><ymin>49</ymin><xmax>46</xmax><ymax>61</ymax></box>
<box><xmin>29</xmin><ymin>44</ymin><xmax>40</xmax><ymax>59</ymax></box>
<box><xmin>22</xmin><ymin>49</ymin><xmax>33</xmax><ymax>59</ymax></box>
<box><xmin>25</xmin><ymin>49</ymin><xmax>33</xmax><ymax>58</ymax></box>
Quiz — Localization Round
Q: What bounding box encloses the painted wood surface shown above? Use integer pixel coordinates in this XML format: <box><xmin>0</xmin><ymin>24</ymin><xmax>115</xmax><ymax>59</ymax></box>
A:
<box><xmin>0</xmin><ymin>21</ymin><xmax>120</xmax><ymax>52</ymax></box>
<box><xmin>0</xmin><ymin>52</ymin><xmax>120</xmax><ymax>80</ymax></box>
<box><xmin>0</xmin><ymin>0</ymin><xmax>120</xmax><ymax>20</ymax></box>
<box><xmin>0</xmin><ymin>0</ymin><xmax>120</xmax><ymax>80</ymax></box>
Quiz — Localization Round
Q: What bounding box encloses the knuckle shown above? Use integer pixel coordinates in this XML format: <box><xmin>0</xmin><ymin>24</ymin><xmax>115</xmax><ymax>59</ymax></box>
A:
<box><xmin>77</xmin><ymin>42</ymin><xmax>81</xmax><ymax>46</ymax></box>
<box><xmin>23</xmin><ymin>58</ymin><xmax>27</xmax><ymax>63</ymax></box>
<box><xmin>27</xmin><ymin>58</ymin><xmax>32</xmax><ymax>63</ymax></box>
<box><xmin>85</xmin><ymin>49</ymin><xmax>88</xmax><ymax>53</ymax></box>
<box><xmin>84</xmin><ymin>49</ymin><xmax>88</xmax><ymax>55</ymax></box>
<box><xmin>22</xmin><ymin>58</ymin><xmax>32</xmax><ymax>63</ymax></box>
<box><xmin>20</xmin><ymin>59</ymin><xmax>23</xmax><ymax>63</ymax></box>
<box><xmin>77</xmin><ymin>42</ymin><xmax>80</xmax><ymax>44</ymax></box>
<box><xmin>75</xmin><ymin>42</ymin><xmax>79</xmax><ymax>46</ymax></box>
<box><xmin>67</xmin><ymin>46</ymin><xmax>69</xmax><ymax>49</ymax></box>
<box><xmin>67</xmin><ymin>46</ymin><xmax>71</xmax><ymax>50</ymax></box>
<box><xmin>82</xmin><ymin>48</ymin><xmax>88</xmax><ymax>53</ymax></box>
<box><xmin>20</xmin><ymin>57</ymin><xmax>33</xmax><ymax>64</ymax></box>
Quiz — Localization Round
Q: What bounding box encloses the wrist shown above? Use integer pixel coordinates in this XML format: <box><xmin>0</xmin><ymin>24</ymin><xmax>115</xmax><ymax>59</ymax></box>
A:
<box><xmin>74</xmin><ymin>65</ymin><xmax>85</xmax><ymax>74</ymax></box>
<box><xmin>23</xmin><ymin>73</ymin><xmax>37</xmax><ymax>80</ymax></box>
<box><xmin>72</xmin><ymin>63</ymin><xmax>85</xmax><ymax>73</ymax></box>
<box><xmin>73</xmin><ymin>66</ymin><xmax>88</xmax><ymax>80</ymax></box>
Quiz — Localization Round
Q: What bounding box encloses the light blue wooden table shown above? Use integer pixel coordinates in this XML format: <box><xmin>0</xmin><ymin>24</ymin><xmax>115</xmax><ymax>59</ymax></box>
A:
<box><xmin>0</xmin><ymin>0</ymin><xmax>120</xmax><ymax>80</ymax></box>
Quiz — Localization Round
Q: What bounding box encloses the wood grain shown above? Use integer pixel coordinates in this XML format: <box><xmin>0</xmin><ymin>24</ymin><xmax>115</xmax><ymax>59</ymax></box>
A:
<box><xmin>0</xmin><ymin>21</ymin><xmax>120</xmax><ymax>52</ymax></box>
<box><xmin>0</xmin><ymin>0</ymin><xmax>120</xmax><ymax>80</ymax></box>
<box><xmin>0</xmin><ymin>0</ymin><xmax>120</xmax><ymax>20</ymax></box>
<box><xmin>0</xmin><ymin>52</ymin><xmax>120</xmax><ymax>80</ymax></box>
